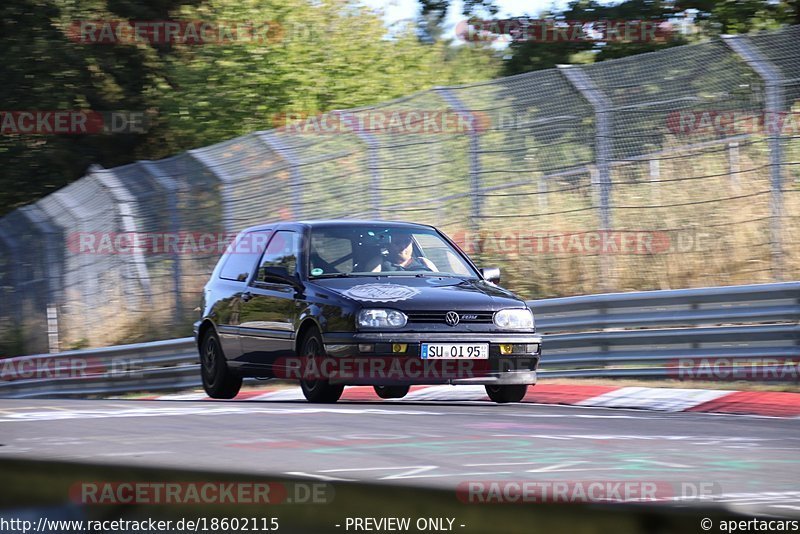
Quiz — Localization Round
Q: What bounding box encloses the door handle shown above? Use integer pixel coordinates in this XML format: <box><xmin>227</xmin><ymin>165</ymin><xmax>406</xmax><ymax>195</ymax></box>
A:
<box><xmin>241</xmin><ymin>292</ymin><xmax>253</xmax><ymax>302</ymax></box>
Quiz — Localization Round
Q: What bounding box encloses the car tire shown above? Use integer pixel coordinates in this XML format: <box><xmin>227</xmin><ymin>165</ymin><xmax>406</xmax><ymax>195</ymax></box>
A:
<box><xmin>485</xmin><ymin>384</ymin><xmax>528</xmax><ymax>404</ymax></box>
<box><xmin>200</xmin><ymin>329</ymin><xmax>242</xmax><ymax>399</ymax></box>
<box><xmin>373</xmin><ymin>385</ymin><xmax>410</xmax><ymax>399</ymax></box>
<box><xmin>298</xmin><ymin>329</ymin><xmax>344</xmax><ymax>403</ymax></box>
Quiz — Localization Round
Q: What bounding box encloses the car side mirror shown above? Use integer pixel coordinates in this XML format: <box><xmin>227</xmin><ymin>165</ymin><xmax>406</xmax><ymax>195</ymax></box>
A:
<box><xmin>481</xmin><ymin>266</ymin><xmax>500</xmax><ymax>284</ymax></box>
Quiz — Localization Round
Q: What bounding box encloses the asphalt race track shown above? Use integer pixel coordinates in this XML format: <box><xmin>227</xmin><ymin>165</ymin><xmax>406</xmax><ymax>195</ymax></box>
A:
<box><xmin>0</xmin><ymin>393</ymin><xmax>798</xmax><ymax>519</ymax></box>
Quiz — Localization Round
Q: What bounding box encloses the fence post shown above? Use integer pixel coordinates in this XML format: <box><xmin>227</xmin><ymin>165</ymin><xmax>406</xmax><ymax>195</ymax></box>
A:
<box><xmin>649</xmin><ymin>159</ymin><xmax>660</xmax><ymax>201</ymax></box>
<box><xmin>20</xmin><ymin>205</ymin><xmax>63</xmax><ymax>353</ymax></box>
<box><xmin>0</xmin><ymin>223</ymin><xmax>23</xmax><ymax>345</ymax></box>
<box><xmin>259</xmin><ymin>133</ymin><xmax>304</xmax><ymax>220</ymax></box>
<box><xmin>559</xmin><ymin>65</ymin><xmax>614</xmax><ymax>290</ymax></box>
<box><xmin>336</xmin><ymin>111</ymin><xmax>382</xmax><ymax>219</ymax></box>
<box><xmin>538</xmin><ymin>178</ymin><xmax>548</xmax><ymax>210</ymax></box>
<box><xmin>723</xmin><ymin>35</ymin><xmax>786</xmax><ymax>281</ymax></box>
<box><xmin>188</xmin><ymin>149</ymin><xmax>238</xmax><ymax>233</ymax></box>
<box><xmin>728</xmin><ymin>141</ymin><xmax>740</xmax><ymax>191</ymax></box>
<box><xmin>140</xmin><ymin>160</ymin><xmax>183</xmax><ymax>326</ymax></box>
<box><xmin>364</xmin><ymin>130</ymin><xmax>382</xmax><ymax>219</ymax></box>
<box><xmin>435</xmin><ymin>87</ymin><xmax>482</xmax><ymax>235</ymax></box>
<box><xmin>43</xmin><ymin>189</ymin><xmax>92</xmax><ymax>344</ymax></box>
<box><xmin>90</xmin><ymin>165</ymin><xmax>154</xmax><ymax>308</ymax></box>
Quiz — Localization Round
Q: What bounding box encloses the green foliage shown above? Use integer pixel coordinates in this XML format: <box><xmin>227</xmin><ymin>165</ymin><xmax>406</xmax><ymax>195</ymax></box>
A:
<box><xmin>154</xmin><ymin>0</ymin><xmax>499</xmax><ymax>152</ymax></box>
<box><xmin>499</xmin><ymin>0</ymin><xmax>692</xmax><ymax>76</ymax></box>
<box><xmin>0</xmin><ymin>0</ymin><xmax>175</xmax><ymax>213</ymax></box>
<box><xmin>1</xmin><ymin>0</ymin><xmax>795</xmax><ymax>214</ymax></box>
<box><xmin>0</xmin><ymin>0</ymin><xmax>500</xmax><ymax>215</ymax></box>
<box><xmin>451</xmin><ymin>0</ymin><xmax>796</xmax><ymax>75</ymax></box>
<box><xmin>676</xmin><ymin>0</ymin><xmax>799</xmax><ymax>34</ymax></box>
<box><xmin>0</xmin><ymin>324</ymin><xmax>26</xmax><ymax>358</ymax></box>
<box><xmin>68</xmin><ymin>337</ymin><xmax>89</xmax><ymax>350</ymax></box>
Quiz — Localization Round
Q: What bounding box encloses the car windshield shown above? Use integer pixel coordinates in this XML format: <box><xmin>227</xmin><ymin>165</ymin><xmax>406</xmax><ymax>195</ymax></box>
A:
<box><xmin>308</xmin><ymin>224</ymin><xmax>478</xmax><ymax>278</ymax></box>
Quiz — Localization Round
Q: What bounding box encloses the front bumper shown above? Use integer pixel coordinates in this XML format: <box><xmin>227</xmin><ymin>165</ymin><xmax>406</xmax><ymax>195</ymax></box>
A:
<box><xmin>449</xmin><ymin>370</ymin><xmax>537</xmax><ymax>386</ymax></box>
<box><xmin>320</xmin><ymin>331</ymin><xmax>541</xmax><ymax>386</ymax></box>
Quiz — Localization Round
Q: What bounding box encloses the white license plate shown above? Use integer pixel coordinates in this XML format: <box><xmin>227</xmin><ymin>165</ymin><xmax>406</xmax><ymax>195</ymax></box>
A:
<box><xmin>421</xmin><ymin>343</ymin><xmax>489</xmax><ymax>359</ymax></box>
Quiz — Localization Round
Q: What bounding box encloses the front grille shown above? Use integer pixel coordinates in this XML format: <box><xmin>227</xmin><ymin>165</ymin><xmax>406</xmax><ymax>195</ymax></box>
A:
<box><xmin>406</xmin><ymin>311</ymin><xmax>494</xmax><ymax>324</ymax></box>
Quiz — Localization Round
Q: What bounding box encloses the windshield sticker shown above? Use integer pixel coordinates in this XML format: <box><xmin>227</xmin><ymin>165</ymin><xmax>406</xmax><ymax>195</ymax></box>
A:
<box><xmin>343</xmin><ymin>284</ymin><xmax>420</xmax><ymax>302</ymax></box>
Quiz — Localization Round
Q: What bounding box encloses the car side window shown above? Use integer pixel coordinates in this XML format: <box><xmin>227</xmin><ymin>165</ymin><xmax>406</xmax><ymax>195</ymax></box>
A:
<box><xmin>218</xmin><ymin>231</ymin><xmax>271</xmax><ymax>282</ymax></box>
<box><xmin>310</xmin><ymin>235</ymin><xmax>353</xmax><ymax>274</ymax></box>
<box><xmin>257</xmin><ymin>231</ymin><xmax>300</xmax><ymax>281</ymax></box>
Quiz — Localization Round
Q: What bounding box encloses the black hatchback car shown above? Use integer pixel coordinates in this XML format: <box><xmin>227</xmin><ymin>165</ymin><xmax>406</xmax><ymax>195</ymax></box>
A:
<box><xmin>194</xmin><ymin>220</ymin><xmax>541</xmax><ymax>403</ymax></box>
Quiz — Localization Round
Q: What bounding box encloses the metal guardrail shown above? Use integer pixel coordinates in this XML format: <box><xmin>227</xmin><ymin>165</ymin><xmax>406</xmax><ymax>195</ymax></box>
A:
<box><xmin>532</xmin><ymin>282</ymin><xmax>800</xmax><ymax>329</ymax></box>
<box><xmin>0</xmin><ymin>338</ymin><xmax>198</xmax><ymax>398</ymax></box>
<box><xmin>533</xmin><ymin>281</ymin><xmax>800</xmax><ymax>379</ymax></box>
<box><xmin>0</xmin><ymin>282</ymin><xmax>798</xmax><ymax>398</ymax></box>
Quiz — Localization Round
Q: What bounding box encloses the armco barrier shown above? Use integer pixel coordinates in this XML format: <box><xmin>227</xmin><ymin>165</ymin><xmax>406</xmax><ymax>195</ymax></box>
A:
<box><xmin>533</xmin><ymin>281</ymin><xmax>799</xmax><ymax>379</ymax></box>
<box><xmin>0</xmin><ymin>282</ymin><xmax>797</xmax><ymax>398</ymax></box>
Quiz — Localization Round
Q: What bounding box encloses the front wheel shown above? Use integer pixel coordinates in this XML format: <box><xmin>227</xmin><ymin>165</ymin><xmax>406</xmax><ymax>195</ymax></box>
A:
<box><xmin>298</xmin><ymin>330</ymin><xmax>344</xmax><ymax>403</ymax></box>
<box><xmin>374</xmin><ymin>385</ymin><xmax>410</xmax><ymax>399</ymax></box>
<box><xmin>200</xmin><ymin>330</ymin><xmax>242</xmax><ymax>399</ymax></box>
<box><xmin>485</xmin><ymin>384</ymin><xmax>528</xmax><ymax>404</ymax></box>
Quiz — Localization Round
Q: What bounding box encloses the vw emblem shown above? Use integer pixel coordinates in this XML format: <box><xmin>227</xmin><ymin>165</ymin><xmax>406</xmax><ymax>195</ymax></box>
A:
<box><xmin>445</xmin><ymin>311</ymin><xmax>460</xmax><ymax>326</ymax></box>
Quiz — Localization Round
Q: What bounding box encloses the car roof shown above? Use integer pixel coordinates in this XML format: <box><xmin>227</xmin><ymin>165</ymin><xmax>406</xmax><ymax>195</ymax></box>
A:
<box><xmin>237</xmin><ymin>219</ymin><xmax>435</xmax><ymax>234</ymax></box>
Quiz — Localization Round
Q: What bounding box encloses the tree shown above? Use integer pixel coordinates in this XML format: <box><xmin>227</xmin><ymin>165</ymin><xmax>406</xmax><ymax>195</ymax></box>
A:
<box><xmin>0</xmin><ymin>0</ymin><xmax>500</xmax><ymax>215</ymax></box>
<box><xmin>432</xmin><ymin>0</ymin><xmax>797</xmax><ymax>75</ymax></box>
<box><xmin>0</xmin><ymin>0</ymin><xmax>180</xmax><ymax>213</ymax></box>
<box><xmin>676</xmin><ymin>0</ymin><xmax>799</xmax><ymax>33</ymax></box>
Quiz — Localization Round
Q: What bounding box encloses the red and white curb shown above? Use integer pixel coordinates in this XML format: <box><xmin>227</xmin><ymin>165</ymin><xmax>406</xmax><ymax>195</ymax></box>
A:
<box><xmin>146</xmin><ymin>384</ymin><xmax>800</xmax><ymax>418</ymax></box>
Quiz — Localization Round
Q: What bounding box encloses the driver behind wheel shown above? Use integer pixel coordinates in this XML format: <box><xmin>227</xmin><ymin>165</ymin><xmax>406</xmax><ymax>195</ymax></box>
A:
<box><xmin>372</xmin><ymin>233</ymin><xmax>437</xmax><ymax>272</ymax></box>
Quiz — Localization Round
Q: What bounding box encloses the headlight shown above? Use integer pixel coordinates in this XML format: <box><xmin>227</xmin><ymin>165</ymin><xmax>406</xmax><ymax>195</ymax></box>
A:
<box><xmin>357</xmin><ymin>309</ymin><xmax>408</xmax><ymax>329</ymax></box>
<box><xmin>493</xmin><ymin>308</ymin><xmax>534</xmax><ymax>330</ymax></box>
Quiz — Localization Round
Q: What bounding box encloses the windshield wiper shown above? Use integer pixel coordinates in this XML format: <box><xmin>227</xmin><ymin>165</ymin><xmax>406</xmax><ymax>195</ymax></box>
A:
<box><xmin>309</xmin><ymin>272</ymin><xmax>351</xmax><ymax>279</ymax></box>
<box><xmin>414</xmin><ymin>273</ymin><xmax>478</xmax><ymax>280</ymax></box>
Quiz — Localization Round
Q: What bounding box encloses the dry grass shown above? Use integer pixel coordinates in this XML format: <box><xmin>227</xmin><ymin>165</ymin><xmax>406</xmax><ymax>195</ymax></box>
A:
<box><xmin>462</xmin><ymin>137</ymin><xmax>799</xmax><ymax>300</ymax></box>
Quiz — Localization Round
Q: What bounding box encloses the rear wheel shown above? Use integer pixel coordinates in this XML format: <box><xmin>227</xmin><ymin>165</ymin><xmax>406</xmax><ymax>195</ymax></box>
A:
<box><xmin>299</xmin><ymin>330</ymin><xmax>344</xmax><ymax>403</ymax></box>
<box><xmin>374</xmin><ymin>385</ymin><xmax>410</xmax><ymax>399</ymax></box>
<box><xmin>200</xmin><ymin>330</ymin><xmax>242</xmax><ymax>399</ymax></box>
<box><xmin>485</xmin><ymin>384</ymin><xmax>528</xmax><ymax>404</ymax></box>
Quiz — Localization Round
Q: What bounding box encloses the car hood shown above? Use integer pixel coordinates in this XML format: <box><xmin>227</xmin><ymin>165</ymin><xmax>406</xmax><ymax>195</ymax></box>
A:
<box><xmin>310</xmin><ymin>276</ymin><xmax>526</xmax><ymax>311</ymax></box>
